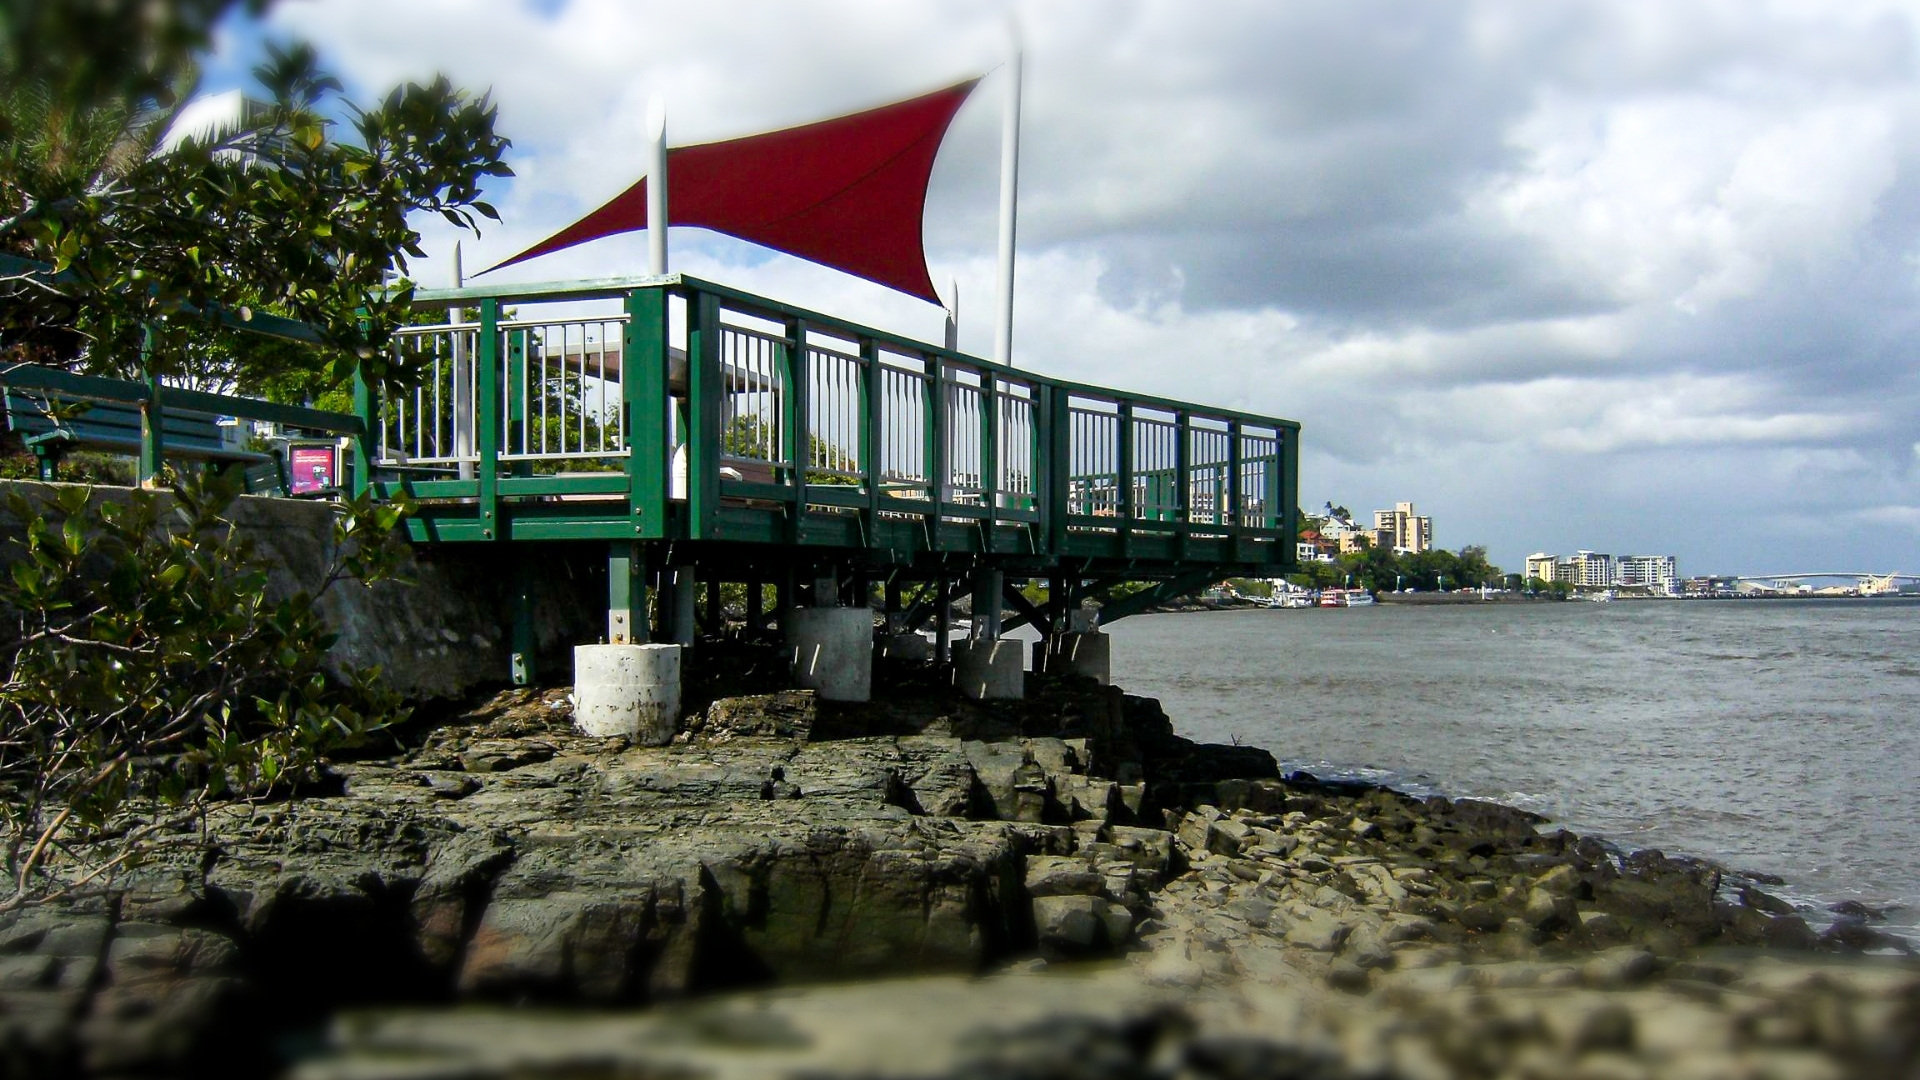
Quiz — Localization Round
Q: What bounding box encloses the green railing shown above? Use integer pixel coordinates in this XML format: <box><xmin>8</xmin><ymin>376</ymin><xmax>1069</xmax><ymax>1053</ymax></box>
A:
<box><xmin>0</xmin><ymin>361</ymin><xmax>363</xmax><ymax>483</ymax></box>
<box><xmin>359</xmin><ymin>273</ymin><xmax>1300</xmax><ymax>567</ymax></box>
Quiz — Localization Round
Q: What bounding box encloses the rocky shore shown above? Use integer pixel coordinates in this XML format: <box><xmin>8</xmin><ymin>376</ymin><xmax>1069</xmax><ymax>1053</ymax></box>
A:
<box><xmin>2</xmin><ymin>652</ymin><xmax>1914</xmax><ymax>1078</ymax></box>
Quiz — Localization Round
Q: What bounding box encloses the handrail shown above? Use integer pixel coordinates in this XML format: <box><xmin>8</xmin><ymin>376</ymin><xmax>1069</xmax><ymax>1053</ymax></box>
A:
<box><xmin>0</xmin><ymin>363</ymin><xmax>365</xmax><ymax>436</ymax></box>
<box><xmin>371</xmin><ymin>272</ymin><xmax>1300</xmax><ymax>562</ymax></box>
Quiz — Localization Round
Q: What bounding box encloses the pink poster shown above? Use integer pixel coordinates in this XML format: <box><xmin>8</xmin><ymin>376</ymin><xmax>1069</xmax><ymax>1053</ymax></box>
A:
<box><xmin>289</xmin><ymin>445</ymin><xmax>338</xmax><ymax>495</ymax></box>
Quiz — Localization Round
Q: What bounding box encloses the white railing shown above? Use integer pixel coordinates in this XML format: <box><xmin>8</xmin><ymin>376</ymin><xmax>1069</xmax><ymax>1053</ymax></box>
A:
<box><xmin>501</xmin><ymin>315</ymin><xmax>627</xmax><ymax>463</ymax></box>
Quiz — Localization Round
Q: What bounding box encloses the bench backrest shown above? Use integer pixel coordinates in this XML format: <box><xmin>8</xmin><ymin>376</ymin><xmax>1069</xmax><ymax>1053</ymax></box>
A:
<box><xmin>4</xmin><ymin>393</ymin><xmax>235</xmax><ymax>457</ymax></box>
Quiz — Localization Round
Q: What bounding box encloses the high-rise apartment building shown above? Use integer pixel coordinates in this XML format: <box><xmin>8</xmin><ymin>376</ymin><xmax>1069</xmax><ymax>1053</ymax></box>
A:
<box><xmin>1526</xmin><ymin>550</ymin><xmax>1678</xmax><ymax>590</ymax></box>
<box><xmin>1616</xmin><ymin>554</ymin><xmax>1677</xmax><ymax>589</ymax></box>
<box><xmin>1372</xmin><ymin>501</ymin><xmax>1433</xmax><ymax>553</ymax></box>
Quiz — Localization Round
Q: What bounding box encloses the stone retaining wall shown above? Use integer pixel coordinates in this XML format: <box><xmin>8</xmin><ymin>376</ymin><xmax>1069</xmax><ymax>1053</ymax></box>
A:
<box><xmin>0</xmin><ymin>481</ymin><xmax>602</xmax><ymax>700</ymax></box>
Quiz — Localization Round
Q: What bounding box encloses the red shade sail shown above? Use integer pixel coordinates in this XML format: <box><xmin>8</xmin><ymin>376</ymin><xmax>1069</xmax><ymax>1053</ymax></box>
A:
<box><xmin>485</xmin><ymin>79</ymin><xmax>980</xmax><ymax>304</ymax></box>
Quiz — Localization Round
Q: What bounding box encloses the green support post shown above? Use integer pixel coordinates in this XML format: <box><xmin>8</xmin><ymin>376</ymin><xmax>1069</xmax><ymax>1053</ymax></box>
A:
<box><xmin>608</xmin><ymin>540</ymin><xmax>649</xmax><ymax>644</ymax></box>
<box><xmin>476</xmin><ymin>298</ymin><xmax>501</xmax><ymax>539</ymax></box>
<box><xmin>686</xmin><ymin>290</ymin><xmax>722</xmax><ymax>540</ymax></box>
<box><xmin>622</xmin><ymin>286</ymin><xmax>670</xmax><ymax>539</ymax></box>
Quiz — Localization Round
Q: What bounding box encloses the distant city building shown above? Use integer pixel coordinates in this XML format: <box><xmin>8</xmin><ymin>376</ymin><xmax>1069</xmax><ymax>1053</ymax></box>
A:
<box><xmin>1528</xmin><ymin>550</ymin><xmax>1680</xmax><ymax>591</ymax></box>
<box><xmin>1372</xmin><ymin>501</ymin><xmax>1432</xmax><ymax>553</ymax></box>
<box><xmin>1616</xmin><ymin>554</ymin><xmax>1677</xmax><ymax>589</ymax></box>
<box><xmin>1295</xmin><ymin>541</ymin><xmax>1335</xmax><ymax>563</ymax></box>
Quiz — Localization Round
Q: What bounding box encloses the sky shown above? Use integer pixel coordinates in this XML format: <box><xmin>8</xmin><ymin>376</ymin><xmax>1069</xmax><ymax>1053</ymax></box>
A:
<box><xmin>205</xmin><ymin>0</ymin><xmax>1920</xmax><ymax>577</ymax></box>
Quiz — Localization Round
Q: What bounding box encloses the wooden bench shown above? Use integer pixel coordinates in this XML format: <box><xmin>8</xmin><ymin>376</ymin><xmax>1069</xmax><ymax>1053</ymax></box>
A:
<box><xmin>3</xmin><ymin>391</ymin><xmax>277</xmax><ymax>485</ymax></box>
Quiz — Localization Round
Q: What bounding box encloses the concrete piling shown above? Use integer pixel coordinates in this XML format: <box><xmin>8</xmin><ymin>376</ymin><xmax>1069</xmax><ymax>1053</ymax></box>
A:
<box><xmin>573</xmin><ymin>643</ymin><xmax>682</xmax><ymax>744</ymax></box>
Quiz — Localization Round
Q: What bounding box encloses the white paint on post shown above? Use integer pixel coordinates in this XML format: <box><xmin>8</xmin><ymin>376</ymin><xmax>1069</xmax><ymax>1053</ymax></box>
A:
<box><xmin>647</xmin><ymin>94</ymin><xmax>669</xmax><ymax>276</ymax></box>
<box><xmin>992</xmin><ymin>17</ymin><xmax>1022</xmax><ymax>368</ymax></box>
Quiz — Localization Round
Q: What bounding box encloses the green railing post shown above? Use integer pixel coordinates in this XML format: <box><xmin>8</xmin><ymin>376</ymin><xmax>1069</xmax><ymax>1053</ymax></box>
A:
<box><xmin>1041</xmin><ymin>385</ymin><xmax>1070</xmax><ymax>556</ymax></box>
<box><xmin>622</xmin><ymin>286</ymin><xmax>669</xmax><ymax>539</ymax></box>
<box><xmin>784</xmin><ymin>317</ymin><xmax>809</xmax><ymax>542</ymax></box>
<box><xmin>136</xmin><ymin>325</ymin><xmax>162</xmax><ymax>485</ymax></box>
<box><xmin>860</xmin><ymin>335</ymin><xmax>882</xmax><ymax>544</ymax></box>
<box><xmin>475</xmin><ymin>298</ymin><xmax>501</xmax><ymax>539</ymax></box>
<box><xmin>1174</xmin><ymin>410</ymin><xmax>1191</xmax><ymax>560</ymax></box>
<box><xmin>351</xmin><ymin>366</ymin><xmax>374</xmax><ymax>499</ymax></box>
<box><xmin>1279</xmin><ymin>426</ymin><xmax>1300</xmax><ymax>567</ymax></box>
<box><xmin>505</xmin><ymin>326</ymin><xmax>530</xmax><ymax>477</ymax></box>
<box><xmin>926</xmin><ymin>352</ymin><xmax>946</xmax><ymax>527</ymax></box>
<box><xmin>1227</xmin><ymin>420</ymin><xmax>1243</xmax><ymax>532</ymax></box>
<box><xmin>979</xmin><ymin>370</ymin><xmax>998</xmax><ymax>553</ymax></box>
<box><xmin>1117</xmin><ymin>401</ymin><xmax>1135</xmax><ymax>554</ymax></box>
<box><xmin>686</xmin><ymin>289</ymin><xmax>722</xmax><ymax>539</ymax></box>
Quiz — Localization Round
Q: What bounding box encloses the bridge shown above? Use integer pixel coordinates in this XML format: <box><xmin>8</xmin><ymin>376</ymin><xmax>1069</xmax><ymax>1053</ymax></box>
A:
<box><xmin>2</xmin><ymin>268</ymin><xmax>1300</xmax><ymax>717</ymax></box>
<box><xmin>1732</xmin><ymin>572</ymin><xmax>1919</xmax><ymax>595</ymax></box>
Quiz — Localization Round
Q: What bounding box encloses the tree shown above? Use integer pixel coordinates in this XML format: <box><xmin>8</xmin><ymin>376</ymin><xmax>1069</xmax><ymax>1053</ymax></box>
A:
<box><xmin>0</xmin><ymin>474</ymin><xmax>412</xmax><ymax>909</ymax></box>
<box><xmin>0</xmin><ymin>0</ymin><xmax>513</xmax><ymax>399</ymax></box>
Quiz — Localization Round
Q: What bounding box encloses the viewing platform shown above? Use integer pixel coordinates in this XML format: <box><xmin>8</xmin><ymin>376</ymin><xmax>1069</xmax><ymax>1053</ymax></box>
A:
<box><xmin>358</xmin><ymin>273</ymin><xmax>1298</xmax><ymax>576</ymax></box>
<box><xmin>3</xmin><ymin>266</ymin><xmax>1300</xmax><ymax>712</ymax></box>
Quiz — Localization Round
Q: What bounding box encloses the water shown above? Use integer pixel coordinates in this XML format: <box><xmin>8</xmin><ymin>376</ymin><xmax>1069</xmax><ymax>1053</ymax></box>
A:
<box><xmin>1102</xmin><ymin>599</ymin><xmax>1920</xmax><ymax>937</ymax></box>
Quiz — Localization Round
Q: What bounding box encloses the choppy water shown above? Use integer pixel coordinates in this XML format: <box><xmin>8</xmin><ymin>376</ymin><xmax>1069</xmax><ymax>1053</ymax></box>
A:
<box><xmin>1101</xmin><ymin>599</ymin><xmax>1920</xmax><ymax>937</ymax></box>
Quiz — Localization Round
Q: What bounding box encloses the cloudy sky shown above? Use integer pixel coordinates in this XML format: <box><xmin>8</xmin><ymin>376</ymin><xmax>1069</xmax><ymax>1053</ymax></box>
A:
<box><xmin>210</xmin><ymin>0</ymin><xmax>1920</xmax><ymax>577</ymax></box>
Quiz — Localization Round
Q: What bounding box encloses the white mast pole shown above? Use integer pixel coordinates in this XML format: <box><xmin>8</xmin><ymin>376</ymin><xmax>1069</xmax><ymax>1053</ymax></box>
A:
<box><xmin>647</xmin><ymin>94</ymin><xmax>669</xmax><ymax>275</ymax></box>
<box><xmin>451</xmin><ymin>241</ymin><xmax>473</xmax><ymax>480</ymax></box>
<box><xmin>944</xmin><ymin>277</ymin><xmax>960</xmax><ymax>351</ymax></box>
<box><xmin>992</xmin><ymin>16</ymin><xmax>1021</xmax><ymax>368</ymax></box>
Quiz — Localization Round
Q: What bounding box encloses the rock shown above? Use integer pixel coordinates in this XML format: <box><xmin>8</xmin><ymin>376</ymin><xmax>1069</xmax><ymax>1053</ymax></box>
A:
<box><xmin>1106</xmin><ymin>826</ymin><xmax>1176</xmax><ymax>882</ymax></box>
<box><xmin>1325</xmin><ymin>958</ymin><xmax>1371</xmax><ymax>992</ymax></box>
<box><xmin>423</xmin><ymin>772</ymin><xmax>481</xmax><ymax>799</ymax></box>
<box><xmin>1285</xmin><ymin>910</ymin><xmax>1350</xmax><ymax>953</ymax></box>
<box><xmin>1177</xmin><ymin>808</ymin><xmax>1222</xmax><ymax>854</ymax></box>
<box><xmin>76</xmin><ymin>924</ymin><xmax>244</xmax><ymax>1074</ymax></box>
<box><xmin>1820</xmin><ymin>920</ymin><xmax>1912</xmax><ymax>954</ymax></box>
<box><xmin>1741</xmin><ymin>886</ymin><xmax>1797</xmax><ymax>916</ymax></box>
<box><xmin>1828</xmin><ymin>899</ymin><xmax>1890</xmax><ymax>922</ymax></box>
<box><xmin>698</xmin><ymin>690</ymin><xmax>816</xmax><ymax>741</ymax></box>
<box><xmin>1207</xmin><ymin>817</ymin><xmax>1253</xmax><ymax>856</ymax></box>
<box><xmin>1582</xmin><ymin>946</ymin><xmax>1657</xmax><ymax>988</ymax></box>
<box><xmin>458</xmin><ymin>740</ymin><xmax>555</xmax><ymax>773</ymax></box>
<box><xmin>1033</xmin><ymin>895</ymin><xmax>1119</xmax><ymax>954</ymax></box>
<box><xmin>902</xmin><ymin>743</ymin><xmax>981</xmax><ymax>818</ymax></box>
<box><xmin>963</xmin><ymin>742</ymin><xmax>1054</xmax><ymax>822</ymax></box>
<box><xmin>1457</xmin><ymin>901</ymin><xmax>1508</xmax><ymax>932</ymax></box>
<box><xmin>1026</xmin><ymin>856</ymin><xmax>1106</xmax><ymax>898</ymax></box>
<box><xmin>1523</xmin><ymin>886</ymin><xmax>1574</xmax><ymax>931</ymax></box>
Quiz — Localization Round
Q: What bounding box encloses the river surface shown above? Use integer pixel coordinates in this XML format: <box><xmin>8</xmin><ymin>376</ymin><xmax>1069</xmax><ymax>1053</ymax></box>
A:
<box><xmin>1099</xmin><ymin>598</ymin><xmax>1920</xmax><ymax>938</ymax></box>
